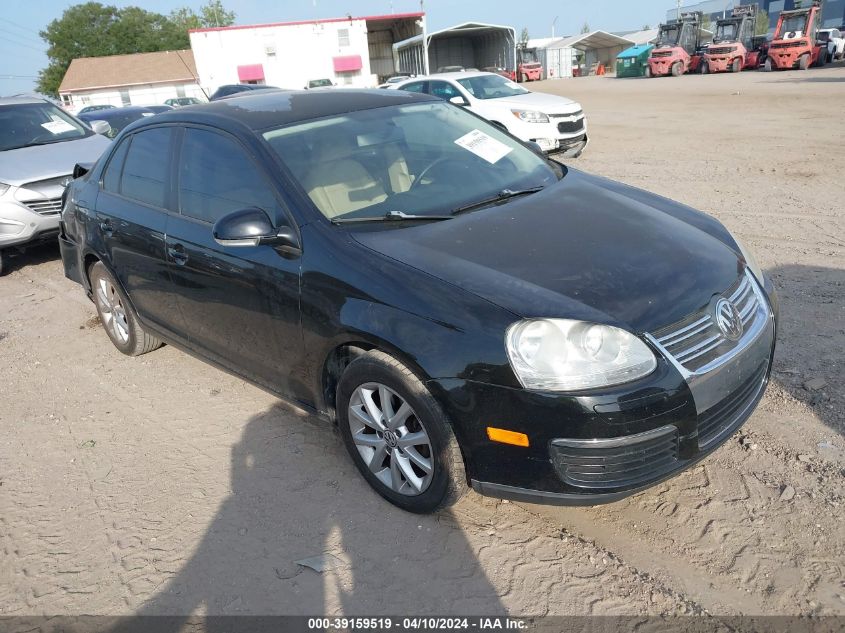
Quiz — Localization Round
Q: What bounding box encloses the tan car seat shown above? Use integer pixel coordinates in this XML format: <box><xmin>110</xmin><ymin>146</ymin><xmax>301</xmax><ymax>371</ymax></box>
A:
<box><xmin>303</xmin><ymin>134</ymin><xmax>388</xmax><ymax>218</ymax></box>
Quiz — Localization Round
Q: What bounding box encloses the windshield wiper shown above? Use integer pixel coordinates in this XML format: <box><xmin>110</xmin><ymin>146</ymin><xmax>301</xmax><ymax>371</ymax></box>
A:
<box><xmin>331</xmin><ymin>210</ymin><xmax>453</xmax><ymax>224</ymax></box>
<box><xmin>451</xmin><ymin>186</ymin><xmax>545</xmax><ymax>215</ymax></box>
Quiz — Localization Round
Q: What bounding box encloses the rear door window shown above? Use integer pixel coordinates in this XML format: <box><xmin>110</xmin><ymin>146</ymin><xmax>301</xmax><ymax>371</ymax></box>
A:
<box><xmin>119</xmin><ymin>127</ymin><xmax>173</xmax><ymax>208</ymax></box>
<box><xmin>399</xmin><ymin>81</ymin><xmax>428</xmax><ymax>94</ymax></box>
<box><xmin>428</xmin><ymin>81</ymin><xmax>461</xmax><ymax>101</ymax></box>
<box><xmin>102</xmin><ymin>137</ymin><xmax>130</xmax><ymax>193</ymax></box>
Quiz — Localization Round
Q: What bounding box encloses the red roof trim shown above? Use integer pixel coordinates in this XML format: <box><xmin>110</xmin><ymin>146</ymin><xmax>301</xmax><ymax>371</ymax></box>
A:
<box><xmin>189</xmin><ymin>12</ymin><xmax>424</xmax><ymax>34</ymax></box>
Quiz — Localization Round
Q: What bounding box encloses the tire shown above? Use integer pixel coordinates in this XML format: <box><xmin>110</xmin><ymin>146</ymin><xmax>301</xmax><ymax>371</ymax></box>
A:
<box><xmin>520</xmin><ymin>73</ymin><xmax>528</xmax><ymax>83</ymax></box>
<box><xmin>700</xmin><ymin>61</ymin><xmax>709</xmax><ymax>74</ymax></box>
<box><xmin>671</xmin><ymin>62</ymin><xmax>683</xmax><ymax>77</ymax></box>
<box><xmin>645</xmin><ymin>66</ymin><xmax>652</xmax><ymax>78</ymax></box>
<box><xmin>799</xmin><ymin>53</ymin><xmax>810</xmax><ymax>70</ymax></box>
<box><xmin>763</xmin><ymin>57</ymin><xmax>773</xmax><ymax>72</ymax></box>
<box><xmin>816</xmin><ymin>50</ymin><xmax>827</xmax><ymax>67</ymax></box>
<box><xmin>336</xmin><ymin>350</ymin><xmax>468</xmax><ymax>513</ymax></box>
<box><xmin>731</xmin><ymin>58</ymin><xmax>741</xmax><ymax>73</ymax></box>
<box><xmin>89</xmin><ymin>261</ymin><xmax>162</xmax><ymax>356</ymax></box>
<box><xmin>0</xmin><ymin>250</ymin><xmax>7</xmax><ymax>276</ymax></box>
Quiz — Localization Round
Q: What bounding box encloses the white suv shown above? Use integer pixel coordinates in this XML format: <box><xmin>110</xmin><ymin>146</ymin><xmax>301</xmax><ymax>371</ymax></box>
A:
<box><xmin>818</xmin><ymin>29</ymin><xmax>844</xmax><ymax>60</ymax></box>
<box><xmin>392</xmin><ymin>72</ymin><xmax>587</xmax><ymax>156</ymax></box>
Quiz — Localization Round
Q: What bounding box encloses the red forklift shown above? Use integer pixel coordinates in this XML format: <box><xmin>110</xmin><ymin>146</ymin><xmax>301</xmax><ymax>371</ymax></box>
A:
<box><xmin>701</xmin><ymin>5</ymin><xmax>764</xmax><ymax>73</ymax></box>
<box><xmin>516</xmin><ymin>44</ymin><xmax>542</xmax><ymax>82</ymax></box>
<box><xmin>648</xmin><ymin>12</ymin><xmax>706</xmax><ymax>77</ymax></box>
<box><xmin>765</xmin><ymin>0</ymin><xmax>829</xmax><ymax>71</ymax></box>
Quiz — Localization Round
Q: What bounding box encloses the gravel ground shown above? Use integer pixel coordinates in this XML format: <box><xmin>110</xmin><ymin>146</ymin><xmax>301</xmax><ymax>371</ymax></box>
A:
<box><xmin>1</xmin><ymin>64</ymin><xmax>843</xmax><ymax>620</ymax></box>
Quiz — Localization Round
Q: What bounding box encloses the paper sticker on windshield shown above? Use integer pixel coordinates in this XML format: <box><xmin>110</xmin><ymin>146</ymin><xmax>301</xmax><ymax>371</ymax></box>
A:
<box><xmin>41</xmin><ymin>120</ymin><xmax>76</xmax><ymax>135</ymax></box>
<box><xmin>454</xmin><ymin>129</ymin><xmax>513</xmax><ymax>164</ymax></box>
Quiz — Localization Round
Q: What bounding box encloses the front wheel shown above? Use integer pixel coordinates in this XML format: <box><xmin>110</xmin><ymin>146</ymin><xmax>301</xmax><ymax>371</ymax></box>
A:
<box><xmin>89</xmin><ymin>261</ymin><xmax>162</xmax><ymax>356</ymax></box>
<box><xmin>763</xmin><ymin>57</ymin><xmax>773</xmax><ymax>72</ymax></box>
<box><xmin>337</xmin><ymin>350</ymin><xmax>467</xmax><ymax>513</ymax></box>
<box><xmin>731</xmin><ymin>58</ymin><xmax>742</xmax><ymax>73</ymax></box>
<box><xmin>700</xmin><ymin>61</ymin><xmax>709</xmax><ymax>74</ymax></box>
<box><xmin>671</xmin><ymin>62</ymin><xmax>683</xmax><ymax>77</ymax></box>
<box><xmin>799</xmin><ymin>53</ymin><xmax>810</xmax><ymax>70</ymax></box>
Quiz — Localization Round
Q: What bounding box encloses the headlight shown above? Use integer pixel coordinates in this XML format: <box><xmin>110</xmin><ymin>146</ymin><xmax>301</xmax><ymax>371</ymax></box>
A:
<box><xmin>0</xmin><ymin>182</ymin><xmax>10</xmax><ymax>196</ymax></box>
<box><xmin>511</xmin><ymin>109</ymin><xmax>549</xmax><ymax>123</ymax></box>
<box><xmin>505</xmin><ymin>319</ymin><xmax>657</xmax><ymax>391</ymax></box>
<box><xmin>733</xmin><ymin>236</ymin><xmax>764</xmax><ymax>282</ymax></box>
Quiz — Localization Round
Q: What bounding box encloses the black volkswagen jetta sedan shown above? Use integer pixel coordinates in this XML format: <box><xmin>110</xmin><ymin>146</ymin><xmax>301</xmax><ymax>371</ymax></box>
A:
<box><xmin>59</xmin><ymin>90</ymin><xmax>778</xmax><ymax>513</ymax></box>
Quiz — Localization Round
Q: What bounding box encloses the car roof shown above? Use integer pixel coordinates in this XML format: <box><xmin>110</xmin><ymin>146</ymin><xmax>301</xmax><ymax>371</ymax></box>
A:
<box><xmin>395</xmin><ymin>71</ymin><xmax>500</xmax><ymax>84</ymax></box>
<box><xmin>0</xmin><ymin>96</ymin><xmax>51</xmax><ymax>106</ymax></box>
<box><xmin>148</xmin><ymin>89</ymin><xmax>438</xmax><ymax>131</ymax></box>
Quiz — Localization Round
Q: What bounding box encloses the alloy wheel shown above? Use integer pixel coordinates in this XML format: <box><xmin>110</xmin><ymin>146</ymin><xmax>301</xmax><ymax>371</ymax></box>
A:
<box><xmin>95</xmin><ymin>277</ymin><xmax>130</xmax><ymax>344</ymax></box>
<box><xmin>348</xmin><ymin>382</ymin><xmax>434</xmax><ymax>496</ymax></box>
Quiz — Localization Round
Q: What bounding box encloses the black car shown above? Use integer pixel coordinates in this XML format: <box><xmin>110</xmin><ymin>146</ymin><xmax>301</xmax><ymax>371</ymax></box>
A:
<box><xmin>78</xmin><ymin>105</ymin><xmax>172</xmax><ymax>139</ymax></box>
<box><xmin>209</xmin><ymin>84</ymin><xmax>281</xmax><ymax>101</ymax></box>
<box><xmin>59</xmin><ymin>90</ymin><xmax>778</xmax><ymax>513</ymax></box>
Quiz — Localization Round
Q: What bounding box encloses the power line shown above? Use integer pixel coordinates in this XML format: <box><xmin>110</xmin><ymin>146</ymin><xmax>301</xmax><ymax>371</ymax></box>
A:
<box><xmin>0</xmin><ymin>16</ymin><xmax>43</xmax><ymax>37</ymax></box>
<box><xmin>0</xmin><ymin>26</ymin><xmax>44</xmax><ymax>47</ymax></box>
<box><xmin>0</xmin><ymin>36</ymin><xmax>46</xmax><ymax>55</ymax></box>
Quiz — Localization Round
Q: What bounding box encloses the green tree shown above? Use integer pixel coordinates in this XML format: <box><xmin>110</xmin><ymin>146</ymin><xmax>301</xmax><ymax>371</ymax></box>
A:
<box><xmin>170</xmin><ymin>1</ymin><xmax>236</xmax><ymax>31</ymax></box>
<box><xmin>37</xmin><ymin>1</ymin><xmax>235</xmax><ymax>96</ymax></box>
<box><xmin>519</xmin><ymin>27</ymin><xmax>529</xmax><ymax>46</ymax></box>
<box><xmin>755</xmin><ymin>9</ymin><xmax>769</xmax><ymax>36</ymax></box>
<box><xmin>580</xmin><ymin>22</ymin><xmax>590</xmax><ymax>34</ymax></box>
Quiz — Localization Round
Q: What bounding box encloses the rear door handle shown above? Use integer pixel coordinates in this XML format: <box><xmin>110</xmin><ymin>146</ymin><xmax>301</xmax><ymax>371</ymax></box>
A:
<box><xmin>167</xmin><ymin>243</ymin><xmax>189</xmax><ymax>266</ymax></box>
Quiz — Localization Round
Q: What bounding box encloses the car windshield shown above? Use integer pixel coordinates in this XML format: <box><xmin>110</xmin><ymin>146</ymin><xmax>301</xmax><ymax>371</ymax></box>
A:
<box><xmin>0</xmin><ymin>102</ymin><xmax>91</xmax><ymax>151</ymax></box>
<box><xmin>310</xmin><ymin>79</ymin><xmax>333</xmax><ymax>87</ymax></box>
<box><xmin>781</xmin><ymin>14</ymin><xmax>807</xmax><ymax>35</ymax></box>
<box><xmin>455</xmin><ymin>74</ymin><xmax>529</xmax><ymax>100</ymax></box>
<box><xmin>81</xmin><ymin>109</ymin><xmax>156</xmax><ymax>139</ymax></box>
<box><xmin>715</xmin><ymin>22</ymin><xmax>738</xmax><ymax>41</ymax></box>
<box><xmin>658</xmin><ymin>25</ymin><xmax>680</xmax><ymax>45</ymax></box>
<box><xmin>263</xmin><ymin>101</ymin><xmax>563</xmax><ymax>222</ymax></box>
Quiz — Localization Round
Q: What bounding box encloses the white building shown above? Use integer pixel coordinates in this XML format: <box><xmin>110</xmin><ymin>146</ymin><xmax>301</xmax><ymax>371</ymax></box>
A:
<box><xmin>189</xmin><ymin>12</ymin><xmax>423</xmax><ymax>93</ymax></box>
<box><xmin>58</xmin><ymin>50</ymin><xmax>204</xmax><ymax>113</ymax></box>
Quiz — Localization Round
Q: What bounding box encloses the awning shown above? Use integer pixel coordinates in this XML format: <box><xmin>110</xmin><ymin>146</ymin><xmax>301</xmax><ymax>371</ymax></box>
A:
<box><xmin>333</xmin><ymin>55</ymin><xmax>363</xmax><ymax>72</ymax></box>
<box><xmin>237</xmin><ymin>64</ymin><xmax>265</xmax><ymax>82</ymax></box>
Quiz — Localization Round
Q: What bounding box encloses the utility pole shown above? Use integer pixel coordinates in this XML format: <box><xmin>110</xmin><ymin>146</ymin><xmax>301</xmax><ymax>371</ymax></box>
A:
<box><xmin>677</xmin><ymin>0</ymin><xmax>682</xmax><ymax>20</ymax></box>
<box><xmin>552</xmin><ymin>15</ymin><xmax>558</xmax><ymax>38</ymax></box>
<box><xmin>421</xmin><ymin>0</ymin><xmax>429</xmax><ymax>75</ymax></box>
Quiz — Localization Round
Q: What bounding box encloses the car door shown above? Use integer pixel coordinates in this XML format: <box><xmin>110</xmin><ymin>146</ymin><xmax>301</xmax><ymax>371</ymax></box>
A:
<box><xmin>95</xmin><ymin>126</ymin><xmax>183</xmax><ymax>333</ymax></box>
<box><xmin>427</xmin><ymin>80</ymin><xmax>463</xmax><ymax>103</ymax></box>
<box><xmin>165</xmin><ymin>125</ymin><xmax>302</xmax><ymax>391</ymax></box>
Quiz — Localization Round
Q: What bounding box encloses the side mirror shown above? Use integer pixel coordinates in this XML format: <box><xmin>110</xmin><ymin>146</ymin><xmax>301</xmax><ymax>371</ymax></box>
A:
<box><xmin>527</xmin><ymin>141</ymin><xmax>545</xmax><ymax>156</ymax></box>
<box><xmin>449</xmin><ymin>95</ymin><xmax>469</xmax><ymax>106</ymax></box>
<box><xmin>89</xmin><ymin>120</ymin><xmax>111</xmax><ymax>135</ymax></box>
<box><xmin>212</xmin><ymin>207</ymin><xmax>301</xmax><ymax>253</ymax></box>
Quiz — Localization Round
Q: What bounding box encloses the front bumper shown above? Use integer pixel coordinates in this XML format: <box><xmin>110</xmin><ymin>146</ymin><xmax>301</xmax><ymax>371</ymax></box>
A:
<box><xmin>0</xmin><ymin>198</ymin><xmax>61</xmax><ymax>250</ymax></box>
<box><xmin>430</xmin><ymin>275</ymin><xmax>778</xmax><ymax>505</ymax></box>
<box><xmin>508</xmin><ymin>116</ymin><xmax>588</xmax><ymax>157</ymax></box>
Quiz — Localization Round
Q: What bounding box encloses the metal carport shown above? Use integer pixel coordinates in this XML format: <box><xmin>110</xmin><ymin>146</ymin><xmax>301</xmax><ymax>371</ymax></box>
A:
<box><xmin>393</xmin><ymin>22</ymin><xmax>516</xmax><ymax>76</ymax></box>
<box><xmin>555</xmin><ymin>31</ymin><xmax>634</xmax><ymax>75</ymax></box>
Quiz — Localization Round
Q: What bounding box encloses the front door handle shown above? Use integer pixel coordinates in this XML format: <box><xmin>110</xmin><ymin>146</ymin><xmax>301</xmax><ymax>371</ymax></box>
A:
<box><xmin>99</xmin><ymin>219</ymin><xmax>113</xmax><ymax>236</ymax></box>
<box><xmin>167</xmin><ymin>243</ymin><xmax>189</xmax><ymax>266</ymax></box>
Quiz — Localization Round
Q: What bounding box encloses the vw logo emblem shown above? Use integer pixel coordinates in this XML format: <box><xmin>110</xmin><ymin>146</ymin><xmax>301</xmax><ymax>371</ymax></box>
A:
<box><xmin>714</xmin><ymin>298</ymin><xmax>743</xmax><ymax>341</ymax></box>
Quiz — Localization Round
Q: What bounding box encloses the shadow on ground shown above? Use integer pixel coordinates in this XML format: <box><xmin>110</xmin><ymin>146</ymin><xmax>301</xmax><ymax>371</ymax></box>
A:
<box><xmin>766</xmin><ymin>264</ymin><xmax>844</xmax><ymax>437</ymax></box>
<box><xmin>112</xmin><ymin>405</ymin><xmax>504</xmax><ymax>630</ymax></box>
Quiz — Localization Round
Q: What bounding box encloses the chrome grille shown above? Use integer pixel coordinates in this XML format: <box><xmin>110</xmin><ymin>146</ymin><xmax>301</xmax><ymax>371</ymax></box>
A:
<box><xmin>23</xmin><ymin>197</ymin><xmax>63</xmax><ymax>216</ymax></box>
<box><xmin>651</xmin><ymin>272</ymin><xmax>761</xmax><ymax>373</ymax></box>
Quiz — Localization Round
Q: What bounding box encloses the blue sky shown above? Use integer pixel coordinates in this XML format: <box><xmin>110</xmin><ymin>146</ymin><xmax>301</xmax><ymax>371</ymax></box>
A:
<box><xmin>0</xmin><ymin>0</ymin><xmax>673</xmax><ymax>94</ymax></box>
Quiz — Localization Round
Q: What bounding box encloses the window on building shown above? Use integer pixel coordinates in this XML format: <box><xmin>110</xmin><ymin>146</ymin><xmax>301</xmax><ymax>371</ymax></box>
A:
<box><xmin>338</xmin><ymin>28</ymin><xmax>350</xmax><ymax>47</ymax></box>
<box><xmin>120</xmin><ymin>128</ymin><xmax>173</xmax><ymax>208</ymax></box>
<box><xmin>120</xmin><ymin>89</ymin><xmax>131</xmax><ymax>106</ymax></box>
<box><xmin>178</xmin><ymin>128</ymin><xmax>277</xmax><ymax>224</ymax></box>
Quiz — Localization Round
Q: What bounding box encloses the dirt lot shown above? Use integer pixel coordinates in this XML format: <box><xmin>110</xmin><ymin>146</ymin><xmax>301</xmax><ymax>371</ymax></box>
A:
<box><xmin>2</xmin><ymin>65</ymin><xmax>844</xmax><ymax>620</ymax></box>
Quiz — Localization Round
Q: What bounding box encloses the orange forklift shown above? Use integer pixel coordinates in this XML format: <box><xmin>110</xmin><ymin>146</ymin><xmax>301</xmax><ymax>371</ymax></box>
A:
<box><xmin>648</xmin><ymin>12</ymin><xmax>706</xmax><ymax>77</ymax></box>
<box><xmin>765</xmin><ymin>0</ymin><xmax>830</xmax><ymax>71</ymax></box>
<box><xmin>701</xmin><ymin>5</ymin><xmax>764</xmax><ymax>73</ymax></box>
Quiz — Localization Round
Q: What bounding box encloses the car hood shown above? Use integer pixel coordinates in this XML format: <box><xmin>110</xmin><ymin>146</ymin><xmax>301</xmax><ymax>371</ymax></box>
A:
<box><xmin>352</xmin><ymin>169</ymin><xmax>743</xmax><ymax>333</ymax></box>
<box><xmin>487</xmin><ymin>91</ymin><xmax>579</xmax><ymax>113</ymax></box>
<box><xmin>0</xmin><ymin>134</ymin><xmax>111</xmax><ymax>187</ymax></box>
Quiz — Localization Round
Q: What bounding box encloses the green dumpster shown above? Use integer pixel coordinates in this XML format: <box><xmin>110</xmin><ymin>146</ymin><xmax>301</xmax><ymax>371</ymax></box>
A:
<box><xmin>616</xmin><ymin>44</ymin><xmax>654</xmax><ymax>77</ymax></box>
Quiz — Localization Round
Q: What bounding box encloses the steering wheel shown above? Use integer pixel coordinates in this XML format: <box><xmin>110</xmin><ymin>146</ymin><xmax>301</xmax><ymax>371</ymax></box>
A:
<box><xmin>410</xmin><ymin>157</ymin><xmax>469</xmax><ymax>191</ymax></box>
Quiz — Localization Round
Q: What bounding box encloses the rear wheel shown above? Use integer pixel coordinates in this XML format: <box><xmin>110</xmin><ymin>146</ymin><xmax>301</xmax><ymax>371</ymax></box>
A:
<box><xmin>645</xmin><ymin>66</ymin><xmax>652</xmax><ymax>78</ymax></box>
<box><xmin>763</xmin><ymin>57</ymin><xmax>773</xmax><ymax>72</ymax></box>
<box><xmin>799</xmin><ymin>53</ymin><xmax>810</xmax><ymax>70</ymax></box>
<box><xmin>700</xmin><ymin>60</ymin><xmax>709</xmax><ymax>74</ymax></box>
<box><xmin>89</xmin><ymin>261</ymin><xmax>162</xmax><ymax>356</ymax></box>
<box><xmin>337</xmin><ymin>350</ymin><xmax>467</xmax><ymax>513</ymax></box>
<box><xmin>731</xmin><ymin>58</ymin><xmax>742</xmax><ymax>73</ymax></box>
<box><xmin>671</xmin><ymin>62</ymin><xmax>683</xmax><ymax>77</ymax></box>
